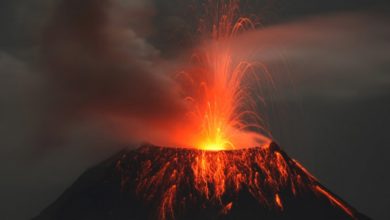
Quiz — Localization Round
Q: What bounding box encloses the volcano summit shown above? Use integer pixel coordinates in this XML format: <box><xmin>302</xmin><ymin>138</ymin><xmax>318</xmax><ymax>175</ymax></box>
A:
<box><xmin>34</xmin><ymin>142</ymin><xmax>369</xmax><ymax>220</ymax></box>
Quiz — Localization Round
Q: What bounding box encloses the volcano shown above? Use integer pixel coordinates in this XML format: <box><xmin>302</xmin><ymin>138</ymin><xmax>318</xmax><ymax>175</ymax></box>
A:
<box><xmin>34</xmin><ymin>142</ymin><xmax>369</xmax><ymax>220</ymax></box>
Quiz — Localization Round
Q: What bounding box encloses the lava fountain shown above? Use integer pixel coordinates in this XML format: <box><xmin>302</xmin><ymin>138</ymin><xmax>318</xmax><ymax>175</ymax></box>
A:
<box><xmin>34</xmin><ymin>1</ymin><xmax>370</xmax><ymax>220</ymax></box>
<box><xmin>172</xmin><ymin>0</ymin><xmax>271</xmax><ymax>151</ymax></box>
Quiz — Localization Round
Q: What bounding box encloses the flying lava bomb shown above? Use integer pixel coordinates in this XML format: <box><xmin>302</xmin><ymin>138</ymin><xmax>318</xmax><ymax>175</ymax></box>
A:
<box><xmin>35</xmin><ymin>0</ymin><xmax>371</xmax><ymax>219</ymax></box>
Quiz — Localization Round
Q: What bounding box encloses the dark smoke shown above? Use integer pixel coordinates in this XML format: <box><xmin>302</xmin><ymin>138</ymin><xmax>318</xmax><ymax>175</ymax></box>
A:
<box><xmin>42</xmin><ymin>0</ymin><xmax>187</xmax><ymax>145</ymax></box>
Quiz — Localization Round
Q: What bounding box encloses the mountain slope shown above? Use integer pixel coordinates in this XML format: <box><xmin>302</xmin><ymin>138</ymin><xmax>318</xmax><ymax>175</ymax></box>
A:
<box><xmin>34</xmin><ymin>143</ymin><xmax>370</xmax><ymax>220</ymax></box>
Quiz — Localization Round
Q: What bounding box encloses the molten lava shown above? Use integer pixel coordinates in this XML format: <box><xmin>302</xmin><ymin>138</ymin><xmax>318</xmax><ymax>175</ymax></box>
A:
<box><xmin>173</xmin><ymin>0</ymin><xmax>270</xmax><ymax>151</ymax></box>
<box><xmin>115</xmin><ymin>143</ymin><xmax>360</xmax><ymax>220</ymax></box>
<box><xmin>36</xmin><ymin>143</ymin><xmax>368</xmax><ymax>220</ymax></box>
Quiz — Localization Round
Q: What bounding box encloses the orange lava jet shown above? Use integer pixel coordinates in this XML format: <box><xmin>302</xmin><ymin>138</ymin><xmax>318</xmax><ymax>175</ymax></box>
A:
<box><xmin>173</xmin><ymin>0</ymin><xmax>270</xmax><ymax>151</ymax></box>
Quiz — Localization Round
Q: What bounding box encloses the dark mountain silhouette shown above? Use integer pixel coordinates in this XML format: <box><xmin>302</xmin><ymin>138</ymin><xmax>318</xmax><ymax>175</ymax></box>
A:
<box><xmin>34</xmin><ymin>143</ymin><xmax>370</xmax><ymax>220</ymax></box>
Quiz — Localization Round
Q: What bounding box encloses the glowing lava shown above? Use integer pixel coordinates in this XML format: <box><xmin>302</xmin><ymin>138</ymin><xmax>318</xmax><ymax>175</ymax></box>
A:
<box><xmin>175</xmin><ymin>0</ymin><xmax>270</xmax><ymax>151</ymax></box>
<box><xmin>116</xmin><ymin>143</ymin><xmax>358</xmax><ymax>220</ymax></box>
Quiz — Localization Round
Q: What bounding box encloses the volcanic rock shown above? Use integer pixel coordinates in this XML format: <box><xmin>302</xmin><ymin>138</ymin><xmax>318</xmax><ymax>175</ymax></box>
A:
<box><xmin>34</xmin><ymin>143</ymin><xmax>370</xmax><ymax>220</ymax></box>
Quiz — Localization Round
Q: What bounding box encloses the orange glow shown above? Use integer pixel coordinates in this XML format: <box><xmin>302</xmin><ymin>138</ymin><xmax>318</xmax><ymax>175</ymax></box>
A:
<box><xmin>173</xmin><ymin>0</ymin><xmax>270</xmax><ymax>151</ymax></box>
<box><xmin>117</xmin><ymin>144</ymin><xmax>358</xmax><ymax>220</ymax></box>
<box><xmin>293</xmin><ymin>159</ymin><xmax>319</xmax><ymax>181</ymax></box>
<box><xmin>221</xmin><ymin>202</ymin><xmax>233</xmax><ymax>215</ymax></box>
<box><xmin>275</xmin><ymin>194</ymin><xmax>283</xmax><ymax>210</ymax></box>
<box><xmin>315</xmin><ymin>185</ymin><xmax>355</xmax><ymax>219</ymax></box>
<box><xmin>121</xmin><ymin>144</ymin><xmax>304</xmax><ymax>220</ymax></box>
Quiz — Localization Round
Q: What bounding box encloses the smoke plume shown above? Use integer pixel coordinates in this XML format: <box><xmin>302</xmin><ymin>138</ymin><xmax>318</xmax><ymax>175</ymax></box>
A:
<box><xmin>41</xmin><ymin>1</ymin><xmax>390</xmax><ymax>148</ymax></box>
<box><xmin>43</xmin><ymin>0</ymin><xmax>188</xmax><ymax>146</ymax></box>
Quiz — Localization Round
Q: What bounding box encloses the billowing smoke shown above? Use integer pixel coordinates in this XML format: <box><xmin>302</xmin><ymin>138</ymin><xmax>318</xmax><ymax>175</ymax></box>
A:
<box><xmin>41</xmin><ymin>0</ymin><xmax>390</xmax><ymax>148</ymax></box>
<box><xmin>42</xmin><ymin>0</ymin><xmax>188</xmax><ymax>146</ymax></box>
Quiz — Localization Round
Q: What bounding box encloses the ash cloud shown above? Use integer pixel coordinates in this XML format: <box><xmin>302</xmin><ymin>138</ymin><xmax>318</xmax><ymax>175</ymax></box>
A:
<box><xmin>42</xmin><ymin>0</ymin><xmax>188</xmax><ymax>145</ymax></box>
<box><xmin>0</xmin><ymin>1</ymin><xmax>190</xmax><ymax>217</ymax></box>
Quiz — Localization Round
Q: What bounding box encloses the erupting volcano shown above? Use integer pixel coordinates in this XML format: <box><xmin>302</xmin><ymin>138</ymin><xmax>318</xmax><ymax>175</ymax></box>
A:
<box><xmin>35</xmin><ymin>143</ymin><xmax>369</xmax><ymax>220</ymax></box>
<box><xmin>35</xmin><ymin>1</ymin><xmax>370</xmax><ymax>220</ymax></box>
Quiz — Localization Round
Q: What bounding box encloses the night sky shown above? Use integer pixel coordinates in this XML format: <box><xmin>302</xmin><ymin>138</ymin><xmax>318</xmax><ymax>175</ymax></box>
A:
<box><xmin>0</xmin><ymin>0</ymin><xmax>389</xmax><ymax>219</ymax></box>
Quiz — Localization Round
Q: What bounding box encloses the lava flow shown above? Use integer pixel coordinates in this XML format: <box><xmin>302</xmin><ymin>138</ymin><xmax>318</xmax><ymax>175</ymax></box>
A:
<box><xmin>115</xmin><ymin>143</ymin><xmax>363</xmax><ymax>220</ymax></box>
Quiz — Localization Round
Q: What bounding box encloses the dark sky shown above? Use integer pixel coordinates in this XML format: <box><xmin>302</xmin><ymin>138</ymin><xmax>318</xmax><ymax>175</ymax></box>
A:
<box><xmin>0</xmin><ymin>0</ymin><xmax>389</xmax><ymax>219</ymax></box>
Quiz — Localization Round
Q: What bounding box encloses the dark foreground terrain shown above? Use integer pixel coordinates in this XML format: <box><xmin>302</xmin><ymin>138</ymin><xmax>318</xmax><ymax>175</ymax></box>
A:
<box><xmin>34</xmin><ymin>143</ymin><xmax>370</xmax><ymax>220</ymax></box>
